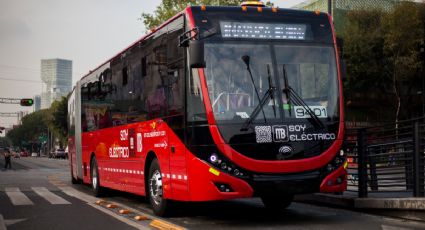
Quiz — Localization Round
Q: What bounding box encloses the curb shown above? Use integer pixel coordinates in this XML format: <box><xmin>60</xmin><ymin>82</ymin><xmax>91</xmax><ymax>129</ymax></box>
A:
<box><xmin>295</xmin><ymin>193</ymin><xmax>425</xmax><ymax>222</ymax></box>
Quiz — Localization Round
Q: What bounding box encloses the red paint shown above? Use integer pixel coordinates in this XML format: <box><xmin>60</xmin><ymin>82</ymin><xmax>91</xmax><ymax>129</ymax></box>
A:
<box><xmin>320</xmin><ymin>165</ymin><xmax>347</xmax><ymax>193</ymax></box>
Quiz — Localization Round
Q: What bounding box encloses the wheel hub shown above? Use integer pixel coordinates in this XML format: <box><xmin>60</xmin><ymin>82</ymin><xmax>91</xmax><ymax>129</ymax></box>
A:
<box><xmin>149</xmin><ymin>170</ymin><xmax>163</xmax><ymax>205</ymax></box>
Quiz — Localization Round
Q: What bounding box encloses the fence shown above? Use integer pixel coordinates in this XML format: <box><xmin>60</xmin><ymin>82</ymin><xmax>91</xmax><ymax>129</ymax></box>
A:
<box><xmin>343</xmin><ymin>119</ymin><xmax>425</xmax><ymax>198</ymax></box>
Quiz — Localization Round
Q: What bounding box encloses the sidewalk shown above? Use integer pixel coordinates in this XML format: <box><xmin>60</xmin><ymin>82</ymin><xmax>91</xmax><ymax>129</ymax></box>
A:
<box><xmin>295</xmin><ymin>192</ymin><xmax>425</xmax><ymax>222</ymax></box>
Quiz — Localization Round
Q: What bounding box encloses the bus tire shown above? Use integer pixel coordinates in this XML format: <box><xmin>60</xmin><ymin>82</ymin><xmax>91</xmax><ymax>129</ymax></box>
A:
<box><xmin>91</xmin><ymin>157</ymin><xmax>104</xmax><ymax>197</ymax></box>
<box><xmin>261</xmin><ymin>194</ymin><xmax>293</xmax><ymax>211</ymax></box>
<box><xmin>148</xmin><ymin>158</ymin><xmax>169</xmax><ymax>216</ymax></box>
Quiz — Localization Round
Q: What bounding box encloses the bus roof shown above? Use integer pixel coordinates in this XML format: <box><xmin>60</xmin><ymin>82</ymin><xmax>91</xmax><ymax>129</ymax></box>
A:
<box><xmin>77</xmin><ymin>5</ymin><xmax>329</xmax><ymax>83</ymax></box>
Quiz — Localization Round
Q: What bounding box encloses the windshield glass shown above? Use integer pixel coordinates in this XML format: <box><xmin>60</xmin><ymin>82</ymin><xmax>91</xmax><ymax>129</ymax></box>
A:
<box><xmin>276</xmin><ymin>45</ymin><xmax>339</xmax><ymax>120</ymax></box>
<box><xmin>205</xmin><ymin>43</ymin><xmax>280</xmax><ymax>123</ymax></box>
<box><xmin>204</xmin><ymin>42</ymin><xmax>339</xmax><ymax>124</ymax></box>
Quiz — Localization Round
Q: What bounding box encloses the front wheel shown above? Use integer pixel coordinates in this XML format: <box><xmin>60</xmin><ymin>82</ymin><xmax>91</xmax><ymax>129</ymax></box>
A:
<box><xmin>148</xmin><ymin>159</ymin><xmax>170</xmax><ymax>216</ymax></box>
<box><xmin>261</xmin><ymin>194</ymin><xmax>293</xmax><ymax>211</ymax></box>
<box><xmin>91</xmin><ymin>157</ymin><xmax>104</xmax><ymax>197</ymax></box>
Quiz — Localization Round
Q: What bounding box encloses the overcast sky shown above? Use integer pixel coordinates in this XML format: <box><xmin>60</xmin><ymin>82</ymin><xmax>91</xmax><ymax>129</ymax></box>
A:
<box><xmin>0</xmin><ymin>0</ymin><xmax>305</xmax><ymax>130</ymax></box>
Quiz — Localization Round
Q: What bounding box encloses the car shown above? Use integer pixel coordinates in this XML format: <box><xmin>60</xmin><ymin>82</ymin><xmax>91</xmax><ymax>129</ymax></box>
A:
<box><xmin>54</xmin><ymin>149</ymin><xmax>67</xmax><ymax>159</ymax></box>
<box><xmin>20</xmin><ymin>150</ymin><xmax>29</xmax><ymax>157</ymax></box>
<box><xmin>31</xmin><ymin>152</ymin><xmax>38</xmax><ymax>157</ymax></box>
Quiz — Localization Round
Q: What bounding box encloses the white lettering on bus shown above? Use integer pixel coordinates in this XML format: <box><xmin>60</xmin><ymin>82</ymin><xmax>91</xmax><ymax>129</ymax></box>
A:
<box><xmin>144</xmin><ymin>131</ymin><xmax>166</xmax><ymax>138</ymax></box>
<box><xmin>108</xmin><ymin>146</ymin><xmax>130</xmax><ymax>158</ymax></box>
<box><xmin>120</xmin><ymin>129</ymin><xmax>128</xmax><ymax>141</ymax></box>
<box><xmin>288</xmin><ymin>124</ymin><xmax>307</xmax><ymax>132</ymax></box>
<box><xmin>289</xmin><ymin>133</ymin><xmax>336</xmax><ymax>142</ymax></box>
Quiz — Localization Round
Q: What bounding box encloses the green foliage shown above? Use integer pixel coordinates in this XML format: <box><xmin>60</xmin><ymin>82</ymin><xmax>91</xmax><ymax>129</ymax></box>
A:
<box><xmin>6</xmin><ymin>96</ymin><xmax>68</xmax><ymax>148</ymax></box>
<box><xmin>342</xmin><ymin>2</ymin><xmax>425</xmax><ymax>122</ymax></box>
<box><xmin>6</xmin><ymin>110</ymin><xmax>49</xmax><ymax>147</ymax></box>
<box><xmin>47</xmin><ymin>97</ymin><xmax>68</xmax><ymax>147</ymax></box>
<box><xmin>0</xmin><ymin>137</ymin><xmax>11</xmax><ymax>147</ymax></box>
<box><xmin>141</xmin><ymin>0</ymin><xmax>244</xmax><ymax>30</ymax></box>
<box><xmin>343</xmin><ymin>9</ymin><xmax>388</xmax><ymax>96</ymax></box>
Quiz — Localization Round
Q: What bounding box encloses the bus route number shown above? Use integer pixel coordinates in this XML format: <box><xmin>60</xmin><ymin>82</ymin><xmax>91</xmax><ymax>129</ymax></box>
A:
<box><xmin>294</xmin><ymin>106</ymin><xmax>327</xmax><ymax>119</ymax></box>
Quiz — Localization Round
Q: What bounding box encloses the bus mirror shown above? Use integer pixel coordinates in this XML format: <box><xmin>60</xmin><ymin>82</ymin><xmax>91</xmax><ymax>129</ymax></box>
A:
<box><xmin>189</xmin><ymin>40</ymin><xmax>206</xmax><ymax>68</ymax></box>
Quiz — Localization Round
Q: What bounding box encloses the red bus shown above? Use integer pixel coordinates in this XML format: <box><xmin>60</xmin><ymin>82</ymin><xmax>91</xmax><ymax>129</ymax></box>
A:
<box><xmin>68</xmin><ymin>2</ymin><xmax>347</xmax><ymax>216</ymax></box>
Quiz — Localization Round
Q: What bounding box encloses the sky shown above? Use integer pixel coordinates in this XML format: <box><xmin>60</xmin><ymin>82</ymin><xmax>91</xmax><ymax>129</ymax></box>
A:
<box><xmin>0</xmin><ymin>0</ymin><xmax>305</xmax><ymax>131</ymax></box>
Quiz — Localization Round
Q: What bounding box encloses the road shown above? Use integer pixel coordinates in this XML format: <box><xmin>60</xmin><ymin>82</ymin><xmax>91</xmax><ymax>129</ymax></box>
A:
<box><xmin>1</xmin><ymin>156</ymin><xmax>425</xmax><ymax>230</ymax></box>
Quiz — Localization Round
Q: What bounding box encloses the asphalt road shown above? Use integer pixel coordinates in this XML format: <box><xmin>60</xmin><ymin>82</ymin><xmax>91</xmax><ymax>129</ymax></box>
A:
<box><xmin>1</xmin><ymin>156</ymin><xmax>425</xmax><ymax>230</ymax></box>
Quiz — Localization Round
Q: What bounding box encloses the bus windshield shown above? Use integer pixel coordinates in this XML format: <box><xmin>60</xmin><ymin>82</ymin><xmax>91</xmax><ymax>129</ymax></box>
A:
<box><xmin>204</xmin><ymin>42</ymin><xmax>339</xmax><ymax>124</ymax></box>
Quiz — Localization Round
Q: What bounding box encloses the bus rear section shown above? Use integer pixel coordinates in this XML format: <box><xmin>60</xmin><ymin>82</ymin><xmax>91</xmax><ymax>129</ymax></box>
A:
<box><xmin>68</xmin><ymin>4</ymin><xmax>347</xmax><ymax>216</ymax></box>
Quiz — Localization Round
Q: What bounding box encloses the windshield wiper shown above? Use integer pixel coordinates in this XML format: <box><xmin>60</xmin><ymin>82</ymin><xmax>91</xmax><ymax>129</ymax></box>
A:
<box><xmin>240</xmin><ymin>57</ymin><xmax>276</xmax><ymax>131</ymax></box>
<box><xmin>267</xmin><ymin>64</ymin><xmax>277</xmax><ymax>118</ymax></box>
<box><xmin>282</xmin><ymin>65</ymin><xmax>324</xmax><ymax>129</ymax></box>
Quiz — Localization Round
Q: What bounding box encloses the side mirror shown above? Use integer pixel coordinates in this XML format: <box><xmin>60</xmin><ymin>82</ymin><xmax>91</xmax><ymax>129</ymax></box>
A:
<box><xmin>189</xmin><ymin>40</ymin><xmax>206</xmax><ymax>68</ymax></box>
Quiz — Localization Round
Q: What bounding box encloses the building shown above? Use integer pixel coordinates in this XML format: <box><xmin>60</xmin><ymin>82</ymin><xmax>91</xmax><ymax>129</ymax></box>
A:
<box><xmin>40</xmin><ymin>59</ymin><xmax>72</xmax><ymax>109</ymax></box>
<box><xmin>34</xmin><ymin>95</ymin><xmax>41</xmax><ymax>112</ymax></box>
<box><xmin>293</xmin><ymin>0</ymin><xmax>409</xmax><ymax>32</ymax></box>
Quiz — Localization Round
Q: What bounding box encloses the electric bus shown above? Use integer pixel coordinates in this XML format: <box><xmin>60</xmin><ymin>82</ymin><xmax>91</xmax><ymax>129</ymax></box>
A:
<box><xmin>68</xmin><ymin>1</ymin><xmax>347</xmax><ymax>216</ymax></box>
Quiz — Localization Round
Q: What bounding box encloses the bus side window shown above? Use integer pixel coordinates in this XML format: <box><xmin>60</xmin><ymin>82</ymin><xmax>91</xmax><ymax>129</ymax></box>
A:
<box><xmin>166</xmin><ymin>16</ymin><xmax>184</xmax><ymax>116</ymax></box>
<box><xmin>144</xmin><ymin>27</ymin><xmax>168</xmax><ymax>119</ymax></box>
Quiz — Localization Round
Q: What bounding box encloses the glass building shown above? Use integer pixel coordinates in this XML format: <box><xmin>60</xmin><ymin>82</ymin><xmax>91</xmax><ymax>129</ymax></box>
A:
<box><xmin>34</xmin><ymin>95</ymin><xmax>41</xmax><ymax>111</ymax></box>
<box><xmin>40</xmin><ymin>59</ymin><xmax>72</xmax><ymax>109</ymax></box>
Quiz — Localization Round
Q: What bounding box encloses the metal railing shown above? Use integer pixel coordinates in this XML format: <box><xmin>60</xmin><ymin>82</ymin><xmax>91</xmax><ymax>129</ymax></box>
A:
<box><xmin>343</xmin><ymin>118</ymin><xmax>425</xmax><ymax>198</ymax></box>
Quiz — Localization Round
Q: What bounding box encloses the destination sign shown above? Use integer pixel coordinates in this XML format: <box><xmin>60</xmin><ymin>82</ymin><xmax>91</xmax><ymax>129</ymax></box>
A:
<box><xmin>220</xmin><ymin>21</ymin><xmax>308</xmax><ymax>40</ymax></box>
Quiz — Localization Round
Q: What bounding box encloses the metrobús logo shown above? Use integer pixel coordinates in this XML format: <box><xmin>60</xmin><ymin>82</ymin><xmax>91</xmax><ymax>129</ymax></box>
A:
<box><xmin>273</xmin><ymin>125</ymin><xmax>289</xmax><ymax>142</ymax></box>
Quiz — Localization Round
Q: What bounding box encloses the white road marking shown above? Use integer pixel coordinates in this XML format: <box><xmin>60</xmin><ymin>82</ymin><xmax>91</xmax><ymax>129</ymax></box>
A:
<box><xmin>31</xmin><ymin>187</ymin><xmax>71</xmax><ymax>205</ymax></box>
<box><xmin>5</xmin><ymin>187</ymin><xmax>34</xmax><ymax>206</ymax></box>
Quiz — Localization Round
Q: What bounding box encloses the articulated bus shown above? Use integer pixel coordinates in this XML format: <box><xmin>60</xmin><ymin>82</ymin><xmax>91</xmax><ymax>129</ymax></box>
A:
<box><xmin>68</xmin><ymin>1</ymin><xmax>347</xmax><ymax>216</ymax></box>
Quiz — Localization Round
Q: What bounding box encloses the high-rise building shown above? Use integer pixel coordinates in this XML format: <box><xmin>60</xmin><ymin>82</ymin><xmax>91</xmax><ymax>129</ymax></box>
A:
<box><xmin>34</xmin><ymin>95</ymin><xmax>41</xmax><ymax>111</ymax></box>
<box><xmin>40</xmin><ymin>59</ymin><xmax>72</xmax><ymax>109</ymax></box>
<box><xmin>293</xmin><ymin>0</ymin><xmax>410</xmax><ymax>32</ymax></box>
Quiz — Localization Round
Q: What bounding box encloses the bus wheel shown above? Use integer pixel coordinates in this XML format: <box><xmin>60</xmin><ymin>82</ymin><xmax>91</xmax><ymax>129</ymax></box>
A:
<box><xmin>91</xmin><ymin>157</ymin><xmax>103</xmax><ymax>197</ymax></box>
<box><xmin>148</xmin><ymin>159</ymin><xmax>169</xmax><ymax>216</ymax></box>
<box><xmin>261</xmin><ymin>194</ymin><xmax>293</xmax><ymax>211</ymax></box>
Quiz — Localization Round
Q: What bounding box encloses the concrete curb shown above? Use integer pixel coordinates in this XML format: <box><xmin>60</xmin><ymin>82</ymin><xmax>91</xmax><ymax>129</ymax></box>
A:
<box><xmin>355</xmin><ymin>198</ymin><xmax>425</xmax><ymax>210</ymax></box>
<box><xmin>295</xmin><ymin>193</ymin><xmax>425</xmax><ymax>222</ymax></box>
<box><xmin>296</xmin><ymin>193</ymin><xmax>425</xmax><ymax>211</ymax></box>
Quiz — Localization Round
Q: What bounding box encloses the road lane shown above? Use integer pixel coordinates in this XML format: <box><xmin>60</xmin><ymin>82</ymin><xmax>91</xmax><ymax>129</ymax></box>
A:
<box><xmin>2</xmin><ymin>157</ymin><xmax>425</xmax><ymax>230</ymax></box>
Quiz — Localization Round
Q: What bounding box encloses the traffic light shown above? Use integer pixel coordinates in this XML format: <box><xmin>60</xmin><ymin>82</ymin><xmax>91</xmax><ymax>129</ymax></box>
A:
<box><xmin>20</xmin><ymin>98</ymin><xmax>34</xmax><ymax>106</ymax></box>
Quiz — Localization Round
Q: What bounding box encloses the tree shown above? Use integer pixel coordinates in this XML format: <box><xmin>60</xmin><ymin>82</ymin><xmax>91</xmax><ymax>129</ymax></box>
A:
<box><xmin>383</xmin><ymin>2</ymin><xmax>425</xmax><ymax>122</ymax></box>
<box><xmin>341</xmin><ymin>2</ymin><xmax>425</xmax><ymax>122</ymax></box>
<box><xmin>47</xmin><ymin>96</ymin><xmax>68</xmax><ymax>148</ymax></box>
<box><xmin>342</xmin><ymin>9</ymin><xmax>390</xmax><ymax>121</ymax></box>
<box><xmin>141</xmin><ymin>0</ymin><xmax>245</xmax><ymax>30</ymax></box>
<box><xmin>0</xmin><ymin>137</ymin><xmax>11</xmax><ymax>147</ymax></box>
<box><xmin>6</xmin><ymin>110</ymin><xmax>50</xmax><ymax>148</ymax></box>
